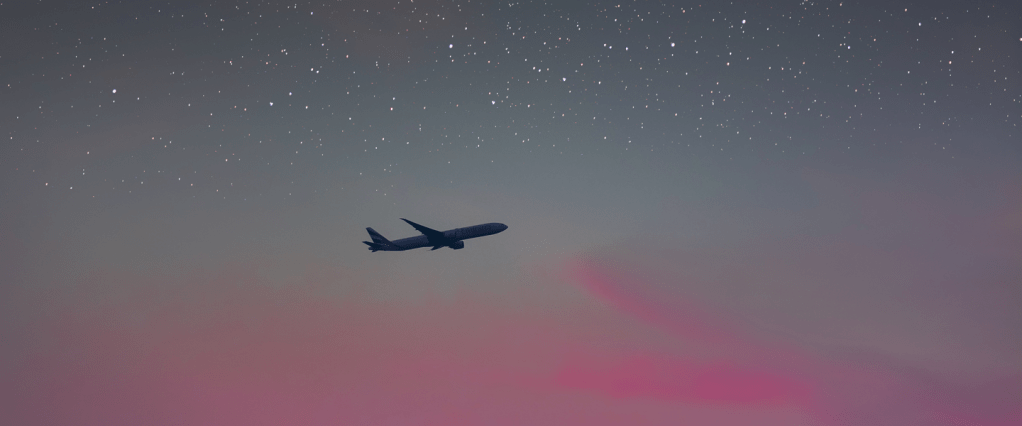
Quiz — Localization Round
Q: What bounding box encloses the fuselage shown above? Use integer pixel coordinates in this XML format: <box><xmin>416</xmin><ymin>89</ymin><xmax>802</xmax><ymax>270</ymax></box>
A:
<box><xmin>390</xmin><ymin>222</ymin><xmax>507</xmax><ymax>250</ymax></box>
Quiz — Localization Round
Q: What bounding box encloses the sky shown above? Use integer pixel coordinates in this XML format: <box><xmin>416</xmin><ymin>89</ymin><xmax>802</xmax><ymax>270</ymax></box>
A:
<box><xmin>1</xmin><ymin>0</ymin><xmax>1020</xmax><ymax>425</ymax></box>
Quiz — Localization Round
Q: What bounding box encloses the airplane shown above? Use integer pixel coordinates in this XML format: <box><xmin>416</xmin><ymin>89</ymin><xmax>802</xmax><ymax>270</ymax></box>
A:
<box><xmin>363</xmin><ymin>218</ymin><xmax>508</xmax><ymax>252</ymax></box>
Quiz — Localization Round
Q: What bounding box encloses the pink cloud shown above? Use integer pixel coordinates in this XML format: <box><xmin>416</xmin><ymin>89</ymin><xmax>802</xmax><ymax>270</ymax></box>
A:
<box><xmin>561</xmin><ymin>260</ymin><xmax>1022</xmax><ymax>426</ymax></box>
<box><xmin>555</xmin><ymin>353</ymin><xmax>810</xmax><ymax>405</ymax></box>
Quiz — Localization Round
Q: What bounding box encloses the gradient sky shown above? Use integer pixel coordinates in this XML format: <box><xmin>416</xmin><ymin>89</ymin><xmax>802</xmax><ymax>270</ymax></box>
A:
<box><xmin>2</xmin><ymin>1</ymin><xmax>1020</xmax><ymax>425</ymax></box>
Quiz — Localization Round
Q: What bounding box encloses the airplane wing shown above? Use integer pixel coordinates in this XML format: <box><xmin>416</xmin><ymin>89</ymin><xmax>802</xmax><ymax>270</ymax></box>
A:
<box><xmin>400</xmin><ymin>218</ymin><xmax>447</xmax><ymax>242</ymax></box>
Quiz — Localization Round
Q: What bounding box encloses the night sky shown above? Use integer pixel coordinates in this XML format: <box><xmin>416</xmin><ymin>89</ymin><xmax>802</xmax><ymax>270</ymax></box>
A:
<box><xmin>2</xmin><ymin>0</ymin><xmax>1020</xmax><ymax>425</ymax></box>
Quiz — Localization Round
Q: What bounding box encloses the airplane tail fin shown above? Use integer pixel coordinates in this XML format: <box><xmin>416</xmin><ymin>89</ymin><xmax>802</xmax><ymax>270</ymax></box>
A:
<box><xmin>364</xmin><ymin>227</ymin><xmax>398</xmax><ymax>252</ymax></box>
<box><xmin>366</xmin><ymin>227</ymin><xmax>391</xmax><ymax>244</ymax></box>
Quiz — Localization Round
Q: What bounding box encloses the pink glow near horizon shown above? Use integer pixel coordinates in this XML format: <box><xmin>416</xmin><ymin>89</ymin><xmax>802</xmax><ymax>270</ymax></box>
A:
<box><xmin>4</xmin><ymin>259</ymin><xmax>1019</xmax><ymax>426</ymax></box>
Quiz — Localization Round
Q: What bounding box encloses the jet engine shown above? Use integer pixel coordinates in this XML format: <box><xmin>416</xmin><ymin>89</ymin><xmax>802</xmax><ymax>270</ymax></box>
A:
<box><xmin>449</xmin><ymin>241</ymin><xmax>465</xmax><ymax>250</ymax></box>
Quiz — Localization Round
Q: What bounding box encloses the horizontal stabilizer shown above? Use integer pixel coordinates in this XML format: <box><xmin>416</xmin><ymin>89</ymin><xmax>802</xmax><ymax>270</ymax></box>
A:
<box><xmin>364</xmin><ymin>227</ymin><xmax>399</xmax><ymax>251</ymax></box>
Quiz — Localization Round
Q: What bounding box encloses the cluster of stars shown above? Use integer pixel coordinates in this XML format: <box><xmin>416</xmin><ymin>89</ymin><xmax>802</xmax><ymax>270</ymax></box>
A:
<box><xmin>1</xmin><ymin>1</ymin><xmax>1018</xmax><ymax>202</ymax></box>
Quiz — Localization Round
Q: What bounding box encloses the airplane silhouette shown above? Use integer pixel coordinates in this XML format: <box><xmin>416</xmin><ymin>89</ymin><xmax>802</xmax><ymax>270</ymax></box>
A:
<box><xmin>363</xmin><ymin>218</ymin><xmax>508</xmax><ymax>252</ymax></box>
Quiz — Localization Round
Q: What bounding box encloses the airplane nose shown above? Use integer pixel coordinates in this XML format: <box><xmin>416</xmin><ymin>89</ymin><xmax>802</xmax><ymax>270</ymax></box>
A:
<box><xmin>500</xmin><ymin>223</ymin><xmax>508</xmax><ymax>232</ymax></box>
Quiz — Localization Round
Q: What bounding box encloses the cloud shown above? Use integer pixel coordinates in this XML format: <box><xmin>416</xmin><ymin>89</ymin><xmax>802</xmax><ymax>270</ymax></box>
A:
<box><xmin>564</xmin><ymin>259</ymin><xmax>1022</xmax><ymax>425</ymax></box>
